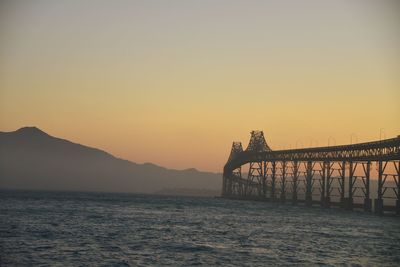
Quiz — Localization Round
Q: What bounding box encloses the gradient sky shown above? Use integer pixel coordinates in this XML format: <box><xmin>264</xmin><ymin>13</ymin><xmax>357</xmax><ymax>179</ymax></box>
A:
<box><xmin>1</xmin><ymin>0</ymin><xmax>399</xmax><ymax>172</ymax></box>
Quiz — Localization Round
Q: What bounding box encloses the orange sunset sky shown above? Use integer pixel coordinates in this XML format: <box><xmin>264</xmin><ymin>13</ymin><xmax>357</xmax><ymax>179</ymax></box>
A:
<box><xmin>1</xmin><ymin>0</ymin><xmax>399</xmax><ymax>172</ymax></box>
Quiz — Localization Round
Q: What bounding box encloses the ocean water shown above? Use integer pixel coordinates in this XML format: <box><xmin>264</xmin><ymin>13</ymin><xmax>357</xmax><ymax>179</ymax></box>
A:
<box><xmin>1</xmin><ymin>190</ymin><xmax>399</xmax><ymax>266</ymax></box>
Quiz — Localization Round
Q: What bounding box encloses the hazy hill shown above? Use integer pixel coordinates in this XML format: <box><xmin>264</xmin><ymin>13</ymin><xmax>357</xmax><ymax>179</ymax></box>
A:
<box><xmin>0</xmin><ymin>127</ymin><xmax>222</xmax><ymax>194</ymax></box>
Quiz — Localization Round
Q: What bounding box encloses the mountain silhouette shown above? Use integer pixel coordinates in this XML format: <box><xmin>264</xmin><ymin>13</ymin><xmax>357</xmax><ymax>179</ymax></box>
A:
<box><xmin>0</xmin><ymin>127</ymin><xmax>221</xmax><ymax>194</ymax></box>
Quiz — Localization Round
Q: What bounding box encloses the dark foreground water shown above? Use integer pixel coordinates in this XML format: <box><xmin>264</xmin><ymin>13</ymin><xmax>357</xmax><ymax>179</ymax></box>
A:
<box><xmin>1</xmin><ymin>191</ymin><xmax>399</xmax><ymax>266</ymax></box>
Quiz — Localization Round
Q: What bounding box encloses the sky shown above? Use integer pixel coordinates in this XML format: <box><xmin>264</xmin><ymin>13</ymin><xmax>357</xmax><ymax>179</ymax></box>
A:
<box><xmin>0</xmin><ymin>0</ymin><xmax>399</xmax><ymax>172</ymax></box>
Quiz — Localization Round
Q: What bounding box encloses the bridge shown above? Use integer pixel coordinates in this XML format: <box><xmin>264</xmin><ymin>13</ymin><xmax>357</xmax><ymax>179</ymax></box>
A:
<box><xmin>222</xmin><ymin>131</ymin><xmax>400</xmax><ymax>215</ymax></box>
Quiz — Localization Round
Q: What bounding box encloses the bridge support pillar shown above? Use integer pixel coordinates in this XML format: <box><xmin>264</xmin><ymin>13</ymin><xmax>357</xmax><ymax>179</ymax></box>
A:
<box><xmin>271</xmin><ymin>161</ymin><xmax>276</xmax><ymax>201</ymax></box>
<box><xmin>362</xmin><ymin>161</ymin><xmax>372</xmax><ymax>212</ymax></box>
<box><xmin>292</xmin><ymin>161</ymin><xmax>298</xmax><ymax>205</ymax></box>
<box><xmin>280</xmin><ymin>161</ymin><xmax>286</xmax><ymax>203</ymax></box>
<box><xmin>325</xmin><ymin>162</ymin><xmax>332</xmax><ymax>208</ymax></box>
<box><xmin>395</xmin><ymin>161</ymin><xmax>400</xmax><ymax>215</ymax></box>
<box><xmin>396</xmin><ymin>200</ymin><xmax>400</xmax><ymax>215</ymax></box>
<box><xmin>340</xmin><ymin>161</ymin><xmax>346</xmax><ymax>209</ymax></box>
<box><xmin>262</xmin><ymin>161</ymin><xmax>267</xmax><ymax>198</ymax></box>
<box><xmin>375</xmin><ymin>160</ymin><xmax>385</xmax><ymax>215</ymax></box>
<box><xmin>233</xmin><ymin>167</ymin><xmax>242</xmax><ymax>197</ymax></box>
<box><xmin>374</xmin><ymin>199</ymin><xmax>383</xmax><ymax>215</ymax></box>
<box><xmin>346</xmin><ymin>161</ymin><xmax>354</xmax><ymax>211</ymax></box>
<box><xmin>320</xmin><ymin>162</ymin><xmax>326</xmax><ymax>207</ymax></box>
<box><xmin>324</xmin><ymin>197</ymin><xmax>331</xmax><ymax>208</ymax></box>
<box><xmin>292</xmin><ymin>196</ymin><xmax>298</xmax><ymax>205</ymax></box>
<box><xmin>346</xmin><ymin>198</ymin><xmax>353</xmax><ymax>211</ymax></box>
<box><xmin>305</xmin><ymin>161</ymin><xmax>313</xmax><ymax>206</ymax></box>
<box><xmin>305</xmin><ymin>196</ymin><xmax>312</xmax><ymax>206</ymax></box>
<box><xmin>246</xmin><ymin>161</ymin><xmax>263</xmax><ymax>197</ymax></box>
<box><xmin>364</xmin><ymin>198</ymin><xmax>372</xmax><ymax>212</ymax></box>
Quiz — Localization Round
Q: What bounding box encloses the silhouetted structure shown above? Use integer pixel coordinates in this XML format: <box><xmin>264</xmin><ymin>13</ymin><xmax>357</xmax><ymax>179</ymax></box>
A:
<box><xmin>222</xmin><ymin>131</ymin><xmax>400</xmax><ymax>215</ymax></box>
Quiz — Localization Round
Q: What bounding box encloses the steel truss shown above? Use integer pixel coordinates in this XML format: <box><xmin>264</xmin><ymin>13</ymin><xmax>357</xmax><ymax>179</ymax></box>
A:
<box><xmin>222</xmin><ymin>131</ymin><xmax>400</xmax><ymax>214</ymax></box>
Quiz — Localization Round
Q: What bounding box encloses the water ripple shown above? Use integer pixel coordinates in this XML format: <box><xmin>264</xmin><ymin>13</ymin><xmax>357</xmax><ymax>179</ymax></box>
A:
<box><xmin>1</xmin><ymin>190</ymin><xmax>399</xmax><ymax>266</ymax></box>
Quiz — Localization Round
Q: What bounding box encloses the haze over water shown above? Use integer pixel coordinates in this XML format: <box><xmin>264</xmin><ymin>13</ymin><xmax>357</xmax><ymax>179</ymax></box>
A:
<box><xmin>1</xmin><ymin>190</ymin><xmax>399</xmax><ymax>266</ymax></box>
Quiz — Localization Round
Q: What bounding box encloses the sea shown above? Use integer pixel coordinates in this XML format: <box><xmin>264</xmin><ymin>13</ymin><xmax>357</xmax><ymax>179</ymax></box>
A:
<box><xmin>1</xmin><ymin>190</ymin><xmax>399</xmax><ymax>266</ymax></box>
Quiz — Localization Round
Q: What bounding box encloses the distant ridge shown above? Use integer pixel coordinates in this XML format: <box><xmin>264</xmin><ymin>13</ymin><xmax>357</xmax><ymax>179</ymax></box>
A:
<box><xmin>15</xmin><ymin>126</ymin><xmax>48</xmax><ymax>135</ymax></box>
<box><xmin>0</xmin><ymin>127</ymin><xmax>221</xmax><ymax>195</ymax></box>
